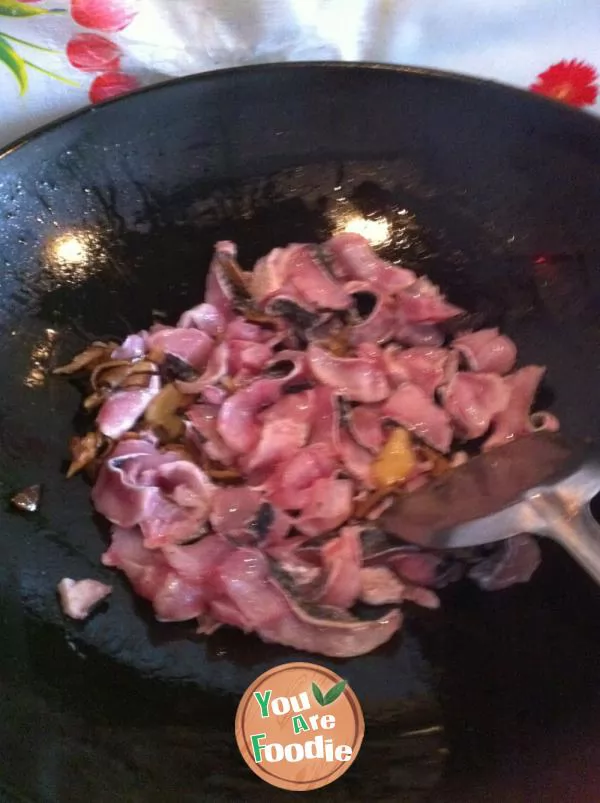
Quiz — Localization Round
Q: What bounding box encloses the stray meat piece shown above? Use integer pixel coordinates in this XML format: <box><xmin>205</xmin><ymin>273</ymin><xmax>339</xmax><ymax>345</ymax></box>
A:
<box><xmin>57</xmin><ymin>578</ymin><xmax>112</xmax><ymax>620</ymax></box>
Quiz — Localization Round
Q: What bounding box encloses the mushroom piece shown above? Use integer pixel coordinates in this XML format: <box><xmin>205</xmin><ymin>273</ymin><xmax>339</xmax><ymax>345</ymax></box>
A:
<box><xmin>91</xmin><ymin>359</ymin><xmax>158</xmax><ymax>392</ymax></box>
<box><xmin>53</xmin><ymin>341</ymin><xmax>119</xmax><ymax>376</ymax></box>
<box><xmin>143</xmin><ymin>383</ymin><xmax>193</xmax><ymax>442</ymax></box>
<box><xmin>418</xmin><ymin>444</ymin><xmax>451</xmax><ymax>477</ymax></box>
<box><xmin>11</xmin><ymin>484</ymin><xmax>41</xmax><ymax>512</ymax></box>
<box><xmin>371</xmin><ymin>428</ymin><xmax>417</xmax><ymax>490</ymax></box>
<box><xmin>67</xmin><ymin>431</ymin><xmax>109</xmax><ymax>478</ymax></box>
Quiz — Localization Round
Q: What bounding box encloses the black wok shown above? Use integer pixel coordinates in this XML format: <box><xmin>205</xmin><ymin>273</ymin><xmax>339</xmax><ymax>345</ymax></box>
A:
<box><xmin>1</xmin><ymin>63</ymin><xmax>600</xmax><ymax>802</ymax></box>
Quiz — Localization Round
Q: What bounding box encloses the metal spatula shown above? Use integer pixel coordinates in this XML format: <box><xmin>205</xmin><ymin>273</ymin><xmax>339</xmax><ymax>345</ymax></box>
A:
<box><xmin>377</xmin><ymin>431</ymin><xmax>600</xmax><ymax>585</ymax></box>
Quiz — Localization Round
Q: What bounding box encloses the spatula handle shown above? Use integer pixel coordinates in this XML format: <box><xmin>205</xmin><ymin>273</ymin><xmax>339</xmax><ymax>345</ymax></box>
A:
<box><xmin>529</xmin><ymin>492</ymin><xmax>600</xmax><ymax>586</ymax></box>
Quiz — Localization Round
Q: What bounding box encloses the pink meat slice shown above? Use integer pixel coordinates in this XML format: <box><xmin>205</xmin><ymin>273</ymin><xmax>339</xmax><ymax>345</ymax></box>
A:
<box><xmin>102</xmin><ymin>527</ymin><xmax>209</xmax><ymax>622</ymax></box>
<box><xmin>214</xmin><ymin>548</ymin><xmax>288</xmax><ymax>629</ymax></box>
<box><xmin>140</xmin><ymin>461</ymin><xmax>215</xmax><ymax>548</ymax></box>
<box><xmin>203</xmin><ymin>241</ymin><xmax>238</xmax><ymax>319</ymax></box>
<box><xmin>307</xmin><ymin>342</ymin><xmax>390</xmax><ymax>403</ymax></box>
<box><xmin>287</xmin><ymin>245</ymin><xmax>353</xmax><ymax>311</ymax></box>
<box><xmin>185</xmin><ymin>403</ymin><xmax>237</xmax><ymax>466</ymax></box>
<box><xmin>359</xmin><ymin>566</ymin><xmax>406</xmax><ymax>606</ymax></box>
<box><xmin>347</xmin><ymin>404</ymin><xmax>385</xmax><ymax>453</ymax></box>
<box><xmin>91</xmin><ymin>439</ymin><xmax>177</xmax><ymax>527</ymax></box>
<box><xmin>152</xmin><ymin>573</ymin><xmax>208</xmax><ymax>622</ymax></box>
<box><xmin>111</xmin><ymin>333</ymin><xmax>147</xmax><ymax>361</ymax></box>
<box><xmin>226</xmin><ymin>340</ymin><xmax>272</xmax><ymax>377</ymax></box>
<box><xmin>241</xmin><ymin>390</ymin><xmax>315</xmax><ymax>473</ymax></box>
<box><xmin>266</xmin><ymin>442</ymin><xmax>339</xmax><ymax>510</ymax></box>
<box><xmin>319</xmin><ymin>526</ymin><xmax>363</xmax><ymax>609</ymax></box>
<box><xmin>57</xmin><ymin>578</ymin><xmax>112</xmax><ymax>620</ymax></box>
<box><xmin>175</xmin><ymin>342</ymin><xmax>229</xmax><ymax>394</ymax></box>
<box><xmin>256</xmin><ymin>603</ymin><xmax>402</xmax><ymax>657</ymax></box>
<box><xmin>162</xmin><ymin>534</ymin><xmax>233</xmax><ymax>581</ymax></box>
<box><xmin>396</xmin><ymin>277</ymin><xmax>463</xmax><ymax>324</ymax></box>
<box><xmin>384</xmin><ymin>345</ymin><xmax>454</xmax><ymax>397</ymax></box>
<box><xmin>97</xmin><ymin>374</ymin><xmax>161</xmax><ymax>440</ymax></box>
<box><xmin>310</xmin><ymin>386</ymin><xmax>340</xmax><ymax>448</ymax></box>
<box><xmin>294</xmin><ymin>477</ymin><xmax>354</xmax><ymax>537</ymax></box>
<box><xmin>343</xmin><ymin>281</ymin><xmax>396</xmax><ymax>345</ymax></box>
<box><xmin>390</xmin><ymin>553</ymin><xmax>441</xmax><ymax>586</ymax></box>
<box><xmin>102</xmin><ymin>526</ymin><xmax>170</xmax><ymax>599</ymax></box>
<box><xmin>453</xmin><ymin>327</ymin><xmax>517</xmax><ymax>375</ymax></box>
<box><xmin>394</xmin><ymin>322</ymin><xmax>444</xmax><ymax>348</ymax></box>
<box><xmin>264</xmin><ymin>350</ymin><xmax>310</xmax><ymax>387</ymax></box>
<box><xmin>382</xmin><ymin>384</ymin><xmax>453</xmax><ymax>453</ymax></box>
<box><xmin>338</xmin><ymin>430</ymin><xmax>375</xmax><ymax>488</ymax></box>
<box><xmin>209</xmin><ymin>486</ymin><xmax>262</xmax><ymax>537</ymax></box>
<box><xmin>177</xmin><ymin>302</ymin><xmax>227</xmax><ymax>338</ymax></box>
<box><xmin>145</xmin><ymin>327</ymin><xmax>214</xmax><ymax>371</ymax></box>
<box><xmin>250</xmin><ymin>247</ymin><xmax>291</xmax><ymax>304</ymax></box>
<box><xmin>201</xmin><ymin>384</ymin><xmax>228</xmax><ymax>405</ymax></box>
<box><xmin>326</xmin><ymin>232</ymin><xmax>416</xmax><ymax>292</ymax></box>
<box><xmin>443</xmin><ymin>371</ymin><xmax>510</xmax><ymax>440</ymax></box>
<box><xmin>68</xmin><ymin>236</ymin><xmax>560</xmax><ymax>657</ymax></box>
<box><xmin>92</xmin><ymin>441</ymin><xmax>215</xmax><ymax>548</ymax></box>
<box><xmin>217</xmin><ymin>378</ymin><xmax>281</xmax><ymax>453</ymax></box>
<box><xmin>211</xmin><ymin>547</ymin><xmax>402</xmax><ymax>657</ymax></box>
<box><xmin>484</xmin><ymin>365</ymin><xmax>546</xmax><ymax>450</ymax></box>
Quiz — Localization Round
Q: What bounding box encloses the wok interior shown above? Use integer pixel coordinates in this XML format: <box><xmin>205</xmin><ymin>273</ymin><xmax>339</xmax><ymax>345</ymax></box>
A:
<box><xmin>1</xmin><ymin>65</ymin><xmax>600</xmax><ymax>799</ymax></box>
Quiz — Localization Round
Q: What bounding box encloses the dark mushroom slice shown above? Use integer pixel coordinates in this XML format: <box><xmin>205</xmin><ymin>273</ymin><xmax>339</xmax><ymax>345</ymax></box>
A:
<box><xmin>266</xmin><ymin>298</ymin><xmax>322</xmax><ymax>331</ymax></box>
<box><xmin>264</xmin><ymin>359</ymin><xmax>296</xmax><ymax>379</ymax></box>
<box><xmin>215</xmin><ymin>250</ymin><xmax>254</xmax><ymax>309</ymax></box>
<box><xmin>248</xmin><ymin>502</ymin><xmax>275</xmax><ymax>542</ymax></box>
<box><xmin>269</xmin><ymin>557</ymin><xmax>325</xmax><ymax>602</ymax></box>
<box><xmin>358</xmin><ymin>527</ymin><xmax>421</xmax><ymax>565</ymax></box>
<box><xmin>160</xmin><ymin>354</ymin><xmax>199</xmax><ymax>384</ymax></box>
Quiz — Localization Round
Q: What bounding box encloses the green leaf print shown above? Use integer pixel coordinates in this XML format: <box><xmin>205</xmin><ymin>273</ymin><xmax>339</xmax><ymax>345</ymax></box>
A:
<box><xmin>0</xmin><ymin>35</ymin><xmax>26</xmax><ymax>94</ymax></box>
<box><xmin>0</xmin><ymin>0</ymin><xmax>55</xmax><ymax>17</ymax></box>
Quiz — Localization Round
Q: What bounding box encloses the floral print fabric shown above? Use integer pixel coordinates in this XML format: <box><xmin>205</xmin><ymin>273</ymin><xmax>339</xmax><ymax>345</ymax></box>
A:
<box><xmin>0</xmin><ymin>0</ymin><xmax>598</xmax><ymax>148</ymax></box>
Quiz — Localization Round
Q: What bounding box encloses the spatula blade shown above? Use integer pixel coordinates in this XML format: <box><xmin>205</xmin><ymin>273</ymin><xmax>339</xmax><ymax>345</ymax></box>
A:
<box><xmin>377</xmin><ymin>431</ymin><xmax>592</xmax><ymax>550</ymax></box>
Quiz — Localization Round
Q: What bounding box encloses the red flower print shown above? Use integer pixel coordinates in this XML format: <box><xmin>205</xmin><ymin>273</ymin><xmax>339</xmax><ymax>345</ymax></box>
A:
<box><xmin>89</xmin><ymin>71</ymin><xmax>139</xmax><ymax>104</ymax></box>
<box><xmin>71</xmin><ymin>0</ymin><xmax>140</xmax><ymax>33</ymax></box>
<box><xmin>530</xmin><ymin>59</ymin><xmax>599</xmax><ymax>107</ymax></box>
<box><xmin>67</xmin><ymin>34</ymin><xmax>121</xmax><ymax>73</ymax></box>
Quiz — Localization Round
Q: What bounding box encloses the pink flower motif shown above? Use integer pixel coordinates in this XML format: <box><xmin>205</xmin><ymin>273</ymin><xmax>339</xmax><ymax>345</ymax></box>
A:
<box><xmin>71</xmin><ymin>0</ymin><xmax>140</xmax><ymax>33</ymax></box>
<box><xmin>89</xmin><ymin>71</ymin><xmax>139</xmax><ymax>104</ymax></box>
<box><xmin>67</xmin><ymin>34</ymin><xmax>121</xmax><ymax>73</ymax></box>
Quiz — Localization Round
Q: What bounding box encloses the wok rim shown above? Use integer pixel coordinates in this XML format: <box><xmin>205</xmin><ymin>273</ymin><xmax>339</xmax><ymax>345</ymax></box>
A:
<box><xmin>0</xmin><ymin>60</ymin><xmax>598</xmax><ymax>163</ymax></box>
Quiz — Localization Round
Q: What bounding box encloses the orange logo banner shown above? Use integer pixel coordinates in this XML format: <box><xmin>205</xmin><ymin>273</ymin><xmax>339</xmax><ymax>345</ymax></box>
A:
<box><xmin>235</xmin><ymin>662</ymin><xmax>364</xmax><ymax>791</ymax></box>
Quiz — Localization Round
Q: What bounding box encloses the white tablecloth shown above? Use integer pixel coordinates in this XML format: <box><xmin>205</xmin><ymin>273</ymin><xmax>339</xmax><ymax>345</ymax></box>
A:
<box><xmin>0</xmin><ymin>0</ymin><xmax>599</xmax><ymax>148</ymax></box>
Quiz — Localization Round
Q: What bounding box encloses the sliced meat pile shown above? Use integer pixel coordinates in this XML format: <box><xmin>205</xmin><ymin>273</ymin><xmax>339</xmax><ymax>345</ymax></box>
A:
<box><xmin>53</xmin><ymin>233</ymin><xmax>555</xmax><ymax>656</ymax></box>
